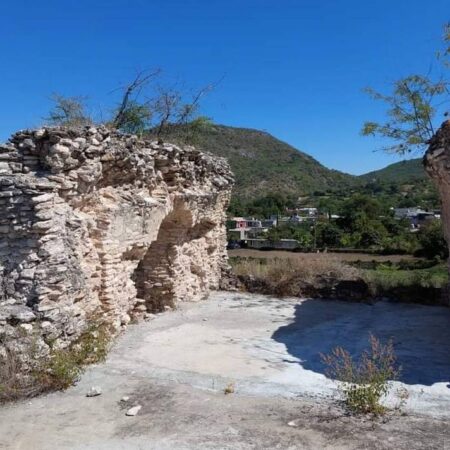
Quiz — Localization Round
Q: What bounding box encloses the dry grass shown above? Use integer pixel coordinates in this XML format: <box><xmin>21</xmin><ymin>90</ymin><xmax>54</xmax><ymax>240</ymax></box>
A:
<box><xmin>231</xmin><ymin>256</ymin><xmax>361</xmax><ymax>297</ymax></box>
<box><xmin>0</xmin><ymin>323</ymin><xmax>111</xmax><ymax>403</ymax></box>
<box><xmin>232</xmin><ymin>256</ymin><xmax>359</xmax><ymax>283</ymax></box>
<box><xmin>0</xmin><ymin>349</ymin><xmax>40</xmax><ymax>402</ymax></box>
<box><xmin>228</xmin><ymin>249</ymin><xmax>418</xmax><ymax>263</ymax></box>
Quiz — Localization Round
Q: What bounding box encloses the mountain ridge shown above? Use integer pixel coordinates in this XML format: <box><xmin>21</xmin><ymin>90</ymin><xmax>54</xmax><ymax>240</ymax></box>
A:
<box><xmin>162</xmin><ymin>123</ymin><xmax>428</xmax><ymax>198</ymax></box>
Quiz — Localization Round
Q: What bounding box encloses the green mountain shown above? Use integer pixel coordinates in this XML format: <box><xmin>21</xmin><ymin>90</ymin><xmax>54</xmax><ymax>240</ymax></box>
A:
<box><xmin>167</xmin><ymin>124</ymin><xmax>357</xmax><ymax>198</ymax></box>
<box><xmin>162</xmin><ymin>124</ymin><xmax>432</xmax><ymax>201</ymax></box>
<box><xmin>358</xmin><ymin>158</ymin><xmax>426</xmax><ymax>184</ymax></box>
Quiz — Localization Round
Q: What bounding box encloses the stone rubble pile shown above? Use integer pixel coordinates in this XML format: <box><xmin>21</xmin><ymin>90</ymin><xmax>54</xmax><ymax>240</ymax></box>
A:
<box><xmin>0</xmin><ymin>125</ymin><xmax>233</xmax><ymax>360</ymax></box>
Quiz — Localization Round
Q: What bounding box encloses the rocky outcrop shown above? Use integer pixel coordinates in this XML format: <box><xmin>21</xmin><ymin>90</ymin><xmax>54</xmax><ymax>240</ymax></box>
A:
<box><xmin>0</xmin><ymin>126</ymin><xmax>233</xmax><ymax>358</ymax></box>
<box><xmin>424</xmin><ymin>120</ymin><xmax>450</xmax><ymax>305</ymax></box>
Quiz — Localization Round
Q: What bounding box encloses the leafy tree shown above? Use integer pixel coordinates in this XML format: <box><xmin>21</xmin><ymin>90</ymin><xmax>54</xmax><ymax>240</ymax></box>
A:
<box><xmin>149</xmin><ymin>83</ymin><xmax>215</xmax><ymax>140</ymax></box>
<box><xmin>359</xmin><ymin>222</ymin><xmax>388</xmax><ymax>248</ymax></box>
<box><xmin>339</xmin><ymin>195</ymin><xmax>384</xmax><ymax>231</ymax></box>
<box><xmin>228</xmin><ymin>196</ymin><xmax>247</xmax><ymax>217</ymax></box>
<box><xmin>113</xmin><ymin>100</ymin><xmax>152</xmax><ymax>134</ymax></box>
<box><xmin>362</xmin><ymin>24</ymin><xmax>449</xmax><ymax>154</ymax></box>
<box><xmin>416</xmin><ymin>220</ymin><xmax>448</xmax><ymax>259</ymax></box>
<box><xmin>246</xmin><ymin>193</ymin><xmax>290</xmax><ymax>218</ymax></box>
<box><xmin>266</xmin><ymin>226</ymin><xmax>282</xmax><ymax>242</ymax></box>
<box><xmin>362</xmin><ymin>76</ymin><xmax>448</xmax><ymax>154</ymax></box>
<box><xmin>111</xmin><ymin>69</ymin><xmax>160</xmax><ymax>133</ymax></box>
<box><xmin>45</xmin><ymin>94</ymin><xmax>91</xmax><ymax>127</ymax></box>
<box><xmin>109</xmin><ymin>69</ymin><xmax>216</xmax><ymax>138</ymax></box>
<box><xmin>316</xmin><ymin>221</ymin><xmax>342</xmax><ymax>247</ymax></box>
<box><xmin>317</xmin><ymin>197</ymin><xmax>341</xmax><ymax>218</ymax></box>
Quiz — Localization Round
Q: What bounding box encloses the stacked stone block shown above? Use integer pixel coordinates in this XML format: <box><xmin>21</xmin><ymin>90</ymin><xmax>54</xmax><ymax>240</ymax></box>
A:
<box><xmin>0</xmin><ymin>125</ymin><xmax>233</xmax><ymax>359</ymax></box>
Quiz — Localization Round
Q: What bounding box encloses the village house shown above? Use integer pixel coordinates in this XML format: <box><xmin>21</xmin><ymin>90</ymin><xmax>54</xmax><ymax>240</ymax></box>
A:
<box><xmin>394</xmin><ymin>207</ymin><xmax>439</xmax><ymax>229</ymax></box>
<box><xmin>227</xmin><ymin>217</ymin><xmax>270</xmax><ymax>240</ymax></box>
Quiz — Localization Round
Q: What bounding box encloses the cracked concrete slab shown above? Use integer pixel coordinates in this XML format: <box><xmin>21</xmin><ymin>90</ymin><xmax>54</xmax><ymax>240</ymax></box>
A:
<box><xmin>0</xmin><ymin>292</ymin><xmax>449</xmax><ymax>449</ymax></box>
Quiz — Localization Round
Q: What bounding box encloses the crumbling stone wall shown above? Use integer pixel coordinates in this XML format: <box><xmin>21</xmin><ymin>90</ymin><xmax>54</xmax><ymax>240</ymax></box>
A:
<box><xmin>0</xmin><ymin>126</ymin><xmax>233</xmax><ymax>358</ymax></box>
<box><xmin>424</xmin><ymin>120</ymin><xmax>450</xmax><ymax>305</ymax></box>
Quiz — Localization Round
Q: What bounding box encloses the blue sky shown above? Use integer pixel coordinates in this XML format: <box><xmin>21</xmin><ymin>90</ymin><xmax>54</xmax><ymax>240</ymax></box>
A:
<box><xmin>0</xmin><ymin>0</ymin><xmax>448</xmax><ymax>174</ymax></box>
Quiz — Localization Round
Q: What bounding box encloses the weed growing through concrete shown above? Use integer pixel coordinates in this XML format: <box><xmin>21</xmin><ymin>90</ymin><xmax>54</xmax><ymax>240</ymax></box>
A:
<box><xmin>37</xmin><ymin>324</ymin><xmax>110</xmax><ymax>390</ymax></box>
<box><xmin>321</xmin><ymin>334</ymin><xmax>401</xmax><ymax>416</ymax></box>
<box><xmin>224</xmin><ymin>382</ymin><xmax>235</xmax><ymax>395</ymax></box>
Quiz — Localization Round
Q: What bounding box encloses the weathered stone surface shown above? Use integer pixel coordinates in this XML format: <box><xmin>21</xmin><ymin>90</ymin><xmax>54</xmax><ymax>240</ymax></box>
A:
<box><xmin>424</xmin><ymin>120</ymin><xmax>450</xmax><ymax>305</ymax></box>
<box><xmin>0</xmin><ymin>125</ymin><xmax>233</xmax><ymax>358</ymax></box>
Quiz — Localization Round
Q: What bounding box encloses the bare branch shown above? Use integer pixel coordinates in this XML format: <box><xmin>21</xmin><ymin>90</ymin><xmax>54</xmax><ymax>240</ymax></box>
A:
<box><xmin>112</xmin><ymin>69</ymin><xmax>161</xmax><ymax>129</ymax></box>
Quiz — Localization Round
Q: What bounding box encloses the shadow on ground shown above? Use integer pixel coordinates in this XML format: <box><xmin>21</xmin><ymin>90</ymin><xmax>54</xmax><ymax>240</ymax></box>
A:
<box><xmin>272</xmin><ymin>299</ymin><xmax>450</xmax><ymax>386</ymax></box>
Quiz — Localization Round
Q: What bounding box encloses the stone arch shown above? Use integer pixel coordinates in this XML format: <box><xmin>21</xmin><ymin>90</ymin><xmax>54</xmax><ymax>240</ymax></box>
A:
<box><xmin>132</xmin><ymin>202</ymin><xmax>216</xmax><ymax>312</ymax></box>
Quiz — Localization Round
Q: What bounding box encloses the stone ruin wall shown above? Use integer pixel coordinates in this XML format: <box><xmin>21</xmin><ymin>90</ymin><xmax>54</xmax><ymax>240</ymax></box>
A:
<box><xmin>0</xmin><ymin>126</ymin><xmax>233</xmax><ymax>359</ymax></box>
<box><xmin>425</xmin><ymin>120</ymin><xmax>450</xmax><ymax>305</ymax></box>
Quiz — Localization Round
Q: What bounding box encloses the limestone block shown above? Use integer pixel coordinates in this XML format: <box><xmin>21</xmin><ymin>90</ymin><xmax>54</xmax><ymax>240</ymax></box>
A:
<box><xmin>0</xmin><ymin>125</ymin><xmax>233</xmax><ymax>357</ymax></box>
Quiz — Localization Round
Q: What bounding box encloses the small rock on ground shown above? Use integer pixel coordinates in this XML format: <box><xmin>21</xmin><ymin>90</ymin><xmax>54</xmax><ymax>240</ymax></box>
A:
<box><xmin>86</xmin><ymin>387</ymin><xmax>102</xmax><ymax>397</ymax></box>
<box><xmin>126</xmin><ymin>405</ymin><xmax>142</xmax><ymax>416</ymax></box>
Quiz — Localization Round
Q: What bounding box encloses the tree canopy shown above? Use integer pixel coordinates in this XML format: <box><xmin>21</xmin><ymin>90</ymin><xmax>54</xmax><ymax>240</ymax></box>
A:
<box><xmin>362</xmin><ymin>24</ymin><xmax>449</xmax><ymax>155</ymax></box>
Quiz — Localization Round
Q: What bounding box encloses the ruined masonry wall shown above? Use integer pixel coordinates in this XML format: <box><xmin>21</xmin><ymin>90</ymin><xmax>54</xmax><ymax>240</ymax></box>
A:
<box><xmin>0</xmin><ymin>126</ymin><xmax>233</xmax><ymax>358</ymax></box>
<box><xmin>425</xmin><ymin>120</ymin><xmax>450</xmax><ymax>305</ymax></box>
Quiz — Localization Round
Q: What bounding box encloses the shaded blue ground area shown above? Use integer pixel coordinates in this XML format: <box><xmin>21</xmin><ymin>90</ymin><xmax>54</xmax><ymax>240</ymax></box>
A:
<box><xmin>272</xmin><ymin>299</ymin><xmax>450</xmax><ymax>386</ymax></box>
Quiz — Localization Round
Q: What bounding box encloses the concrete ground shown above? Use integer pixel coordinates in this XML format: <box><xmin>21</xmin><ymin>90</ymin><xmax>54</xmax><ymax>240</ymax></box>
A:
<box><xmin>0</xmin><ymin>292</ymin><xmax>449</xmax><ymax>449</ymax></box>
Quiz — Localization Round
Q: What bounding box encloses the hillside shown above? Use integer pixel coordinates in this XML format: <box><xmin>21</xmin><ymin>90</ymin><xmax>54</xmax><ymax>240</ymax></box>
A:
<box><xmin>165</xmin><ymin>124</ymin><xmax>357</xmax><ymax>198</ymax></box>
<box><xmin>161</xmin><ymin>124</ymin><xmax>434</xmax><ymax>202</ymax></box>
<box><xmin>358</xmin><ymin>158</ymin><xmax>426</xmax><ymax>184</ymax></box>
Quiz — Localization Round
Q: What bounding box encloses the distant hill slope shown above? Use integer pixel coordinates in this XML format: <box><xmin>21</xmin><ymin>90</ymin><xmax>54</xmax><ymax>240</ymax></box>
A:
<box><xmin>161</xmin><ymin>124</ymin><xmax>431</xmax><ymax>199</ymax></box>
<box><xmin>358</xmin><ymin>158</ymin><xmax>426</xmax><ymax>184</ymax></box>
<box><xmin>165</xmin><ymin>124</ymin><xmax>357</xmax><ymax>198</ymax></box>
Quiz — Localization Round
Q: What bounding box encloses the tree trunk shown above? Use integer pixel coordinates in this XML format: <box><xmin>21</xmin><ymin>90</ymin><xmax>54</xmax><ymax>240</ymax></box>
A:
<box><xmin>424</xmin><ymin>120</ymin><xmax>450</xmax><ymax>305</ymax></box>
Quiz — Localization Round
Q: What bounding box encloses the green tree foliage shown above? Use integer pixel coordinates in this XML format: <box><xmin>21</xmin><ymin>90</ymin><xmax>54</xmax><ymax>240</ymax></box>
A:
<box><xmin>416</xmin><ymin>219</ymin><xmax>448</xmax><ymax>259</ymax></box>
<box><xmin>228</xmin><ymin>192</ymin><xmax>428</xmax><ymax>254</ymax></box>
<box><xmin>228</xmin><ymin>194</ymin><xmax>296</xmax><ymax>219</ymax></box>
<box><xmin>45</xmin><ymin>70</ymin><xmax>214</xmax><ymax>139</ymax></box>
<box><xmin>362</xmin><ymin>76</ymin><xmax>447</xmax><ymax>154</ymax></box>
<box><xmin>265</xmin><ymin>223</ymin><xmax>314</xmax><ymax>248</ymax></box>
<box><xmin>362</xmin><ymin>24</ymin><xmax>449</xmax><ymax>155</ymax></box>
<box><xmin>316</xmin><ymin>221</ymin><xmax>342</xmax><ymax>247</ymax></box>
<box><xmin>340</xmin><ymin>194</ymin><xmax>384</xmax><ymax>222</ymax></box>
<box><xmin>113</xmin><ymin>100</ymin><xmax>152</xmax><ymax>135</ymax></box>
<box><xmin>178</xmin><ymin>116</ymin><xmax>214</xmax><ymax>145</ymax></box>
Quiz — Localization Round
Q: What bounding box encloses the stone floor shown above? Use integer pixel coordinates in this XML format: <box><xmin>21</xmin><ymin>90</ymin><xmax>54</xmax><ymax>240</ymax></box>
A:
<box><xmin>0</xmin><ymin>292</ymin><xmax>449</xmax><ymax>449</ymax></box>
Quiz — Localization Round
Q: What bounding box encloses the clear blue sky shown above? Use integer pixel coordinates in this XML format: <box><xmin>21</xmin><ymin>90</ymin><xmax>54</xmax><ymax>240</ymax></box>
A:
<box><xmin>0</xmin><ymin>0</ymin><xmax>448</xmax><ymax>174</ymax></box>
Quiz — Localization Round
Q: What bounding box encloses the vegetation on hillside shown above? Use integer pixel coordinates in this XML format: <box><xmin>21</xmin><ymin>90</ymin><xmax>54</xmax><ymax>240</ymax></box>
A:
<box><xmin>359</xmin><ymin>158</ymin><xmax>426</xmax><ymax>184</ymax></box>
<box><xmin>230</xmin><ymin>192</ymin><xmax>445</xmax><ymax>257</ymax></box>
<box><xmin>164</xmin><ymin>123</ymin><xmax>438</xmax><ymax>207</ymax></box>
<box><xmin>163</xmin><ymin>124</ymin><xmax>357</xmax><ymax>199</ymax></box>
